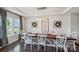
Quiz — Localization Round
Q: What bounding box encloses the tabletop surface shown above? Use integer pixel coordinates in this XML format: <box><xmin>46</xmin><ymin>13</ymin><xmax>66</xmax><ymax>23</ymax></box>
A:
<box><xmin>21</xmin><ymin>33</ymin><xmax>76</xmax><ymax>40</ymax></box>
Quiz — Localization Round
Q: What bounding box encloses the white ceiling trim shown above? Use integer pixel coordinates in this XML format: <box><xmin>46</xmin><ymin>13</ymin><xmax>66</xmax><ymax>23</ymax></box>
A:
<box><xmin>62</xmin><ymin>7</ymin><xmax>72</xmax><ymax>14</ymax></box>
<box><xmin>14</xmin><ymin>7</ymin><xmax>27</xmax><ymax>16</ymax></box>
<box><xmin>3</xmin><ymin>7</ymin><xmax>26</xmax><ymax>16</ymax></box>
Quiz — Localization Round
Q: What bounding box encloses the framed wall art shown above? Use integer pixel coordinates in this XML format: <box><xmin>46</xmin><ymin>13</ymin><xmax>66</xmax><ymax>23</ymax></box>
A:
<box><xmin>53</xmin><ymin>21</ymin><xmax>62</xmax><ymax>28</ymax></box>
<box><xmin>32</xmin><ymin>22</ymin><xmax>38</xmax><ymax>28</ymax></box>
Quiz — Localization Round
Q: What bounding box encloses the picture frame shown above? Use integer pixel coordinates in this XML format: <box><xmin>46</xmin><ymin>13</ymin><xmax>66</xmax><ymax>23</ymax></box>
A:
<box><xmin>32</xmin><ymin>22</ymin><xmax>38</xmax><ymax>28</ymax></box>
<box><xmin>53</xmin><ymin>21</ymin><xmax>62</xmax><ymax>28</ymax></box>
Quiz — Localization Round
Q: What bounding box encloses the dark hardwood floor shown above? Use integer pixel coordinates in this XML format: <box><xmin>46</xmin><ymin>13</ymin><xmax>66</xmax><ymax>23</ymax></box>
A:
<box><xmin>0</xmin><ymin>41</ymin><xmax>79</xmax><ymax>52</ymax></box>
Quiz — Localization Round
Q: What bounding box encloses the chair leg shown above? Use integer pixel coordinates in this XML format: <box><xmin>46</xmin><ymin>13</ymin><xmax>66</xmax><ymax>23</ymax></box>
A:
<box><xmin>64</xmin><ymin>47</ymin><xmax>68</xmax><ymax>52</ymax></box>
<box><xmin>73</xmin><ymin>41</ymin><xmax>76</xmax><ymax>51</ymax></box>
<box><xmin>21</xmin><ymin>39</ymin><xmax>23</xmax><ymax>42</ymax></box>
<box><xmin>44</xmin><ymin>46</ymin><xmax>46</xmax><ymax>51</ymax></box>
<box><xmin>24</xmin><ymin>44</ymin><xmax>26</xmax><ymax>49</ymax></box>
<box><xmin>31</xmin><ymin>44</ymin><xmax>32</xmax><ymax>51</ymax></box>
<box><xmin>38</xmin><ymin>45</ymin><xmax>40</xmax><ymax>51</ymax></box>
<box><xmin>56</xmin><ymin>46</ymin><xmax>58</xmax><ymax>52</ymax></box>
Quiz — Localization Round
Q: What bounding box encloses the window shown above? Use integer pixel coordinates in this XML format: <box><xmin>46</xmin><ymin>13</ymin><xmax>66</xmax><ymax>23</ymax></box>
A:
<box><xmin>13</xmin><ymin>19</ymin><xmax>20</xmax><ymax>34</ymax></box>
<box><xmin>6</xmin><ymin>17</ymin><xmax>14</xmax><ymax>36</ymax></box>
<box><xmin>6</xmin><ymin>12</ymin><xmax>21</xmax><ymax>36</ymax></box>
<box><xmin>0</xmin><ymin>16</ymin><xmax>2</xmax><ymax>38</ymax></box>
<box><xmin>6</xmin><ymin>17</ymin><xmax>20</xmax><ymax>36</ymax></box>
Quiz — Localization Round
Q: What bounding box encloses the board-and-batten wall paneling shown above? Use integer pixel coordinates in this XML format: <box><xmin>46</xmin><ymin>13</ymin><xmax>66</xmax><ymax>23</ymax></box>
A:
<box><xmin>26</xmin><ymin>14</ymin><xmax>71</xmax><ymax>36</ymax></box>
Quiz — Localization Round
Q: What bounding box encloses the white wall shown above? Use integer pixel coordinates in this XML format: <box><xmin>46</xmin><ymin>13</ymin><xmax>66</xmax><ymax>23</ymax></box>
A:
<box><xmin>22</xmin><ymin>17</ymin><xmax>27</xmax><ymax>32</ymax></box>
<box><xmin>26</xmin><ymin>14</ymin><xmax>71</xmax><ymax>36</ymax></box>
<box><xmin>71</xmin><ymin>13</ymin><xmax>79</xmax><ymax>32</ymax></box>
<box><xmin>27</xmin><ymin>16</ymin><xmax>42</xmax><ymax>33</ymax></box>
<box><xmin>71</xmin><ymin>14</ymin><xmax>77</xmax><ymax>32</ymax></box>
<box><xmin>77</xmin><ymin>15</ymin><xmax>79</xmax><ymax>32</ymax></box>
<box><xmin>71</xmin><ymin>13</ymin><xmax>79</xmax><ymax>43</ymax></box>
<box><xmin>63</xmin><ymin>13</ymin><xmax>71</xmax><ymax>36</ymax></box>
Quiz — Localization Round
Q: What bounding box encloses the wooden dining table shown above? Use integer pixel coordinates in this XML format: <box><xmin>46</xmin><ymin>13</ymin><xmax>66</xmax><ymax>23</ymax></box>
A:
<box><xmin>67</xmin><ymin>37</ymin><xmax>76</xmax><ymax>40</ymax></box>
<box><xmin>47</xmin><ymin>34</ymin><xmax>57</xmax><ymax>39</ymax></box>
<box><xmin>26</xmin><ymin>33</ymin><xmax>76</xmax><ymax>40</ymax></box>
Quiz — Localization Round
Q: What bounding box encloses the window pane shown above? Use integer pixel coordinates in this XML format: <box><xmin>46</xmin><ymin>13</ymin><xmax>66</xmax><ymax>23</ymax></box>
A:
<box><xmin>6</xmin><ymin>17</ymin><xmax>14</xmax><ymax>36</ymax></box>
<box><xmin>13</xmin><ymin>19</ymin><xmax>20</xmax><ymax>34</ymax></box>
<box><xmin>0</xmin><ymin>16</ymin><xmax>2</xmax><ymax>38</ymax></box>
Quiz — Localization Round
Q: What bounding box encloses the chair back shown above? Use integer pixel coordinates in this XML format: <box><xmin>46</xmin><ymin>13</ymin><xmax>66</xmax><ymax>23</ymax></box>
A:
<box><xmin>70</xmin><ymin>32</ymin><xmax>78</xmax><ymax>39</ymax></box>
<box><xmin>21</xmin><ymin>33</ymin><xmax>26</xmax><ymax>40</ymax></box>
<box><xmin>38</xmin><ymin>34</ymin><xmax>47</xmax><ymax>43</ymax></box>
<box><xmin>56</xmin><ymin>36</ymin><xmax>67</xmax><ymax>47</ymax></box>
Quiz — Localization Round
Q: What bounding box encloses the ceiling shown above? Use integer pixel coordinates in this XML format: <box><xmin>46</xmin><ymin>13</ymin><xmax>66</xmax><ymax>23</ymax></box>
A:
<box><xmin>3</xmin><ymin>7</ymin><xmax>73</xmax><ymax>17</ymax></box>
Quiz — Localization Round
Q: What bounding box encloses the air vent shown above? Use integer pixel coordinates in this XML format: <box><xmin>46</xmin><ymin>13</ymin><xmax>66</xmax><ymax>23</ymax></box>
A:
<box><xmin>37</xmin><ymin>7</ymin><xmax>47</xmax><ymax>10</ymax></box>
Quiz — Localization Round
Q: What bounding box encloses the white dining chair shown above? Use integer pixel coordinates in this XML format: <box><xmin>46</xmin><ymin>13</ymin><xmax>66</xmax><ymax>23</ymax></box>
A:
<box><xmin>46</xmin><ymin>39</ymin><xmax>56</xmax><ymax>51</ymax></box>
<box><xmin>21</xmin><ymin>33</ymin><xmax>27</xmax><ymax>42</ymax></box>
<box><xmin>24</xmin><ymin>34</ymin><xmax>33</xmax><ymax>50</ymax></box>
<box><xmin>56</xmin><ymin>36</ymin><xmax>68</xmax><ymax>52</ymax></box>
<box><xmin>30</xmin><ymin>33</ymin><xmax>39</xmax><ymax>50</ymax></box>
<box><xmin>24</xmin><ymin>33</ymin><xmax>40</xmax><ymax>51</ymax></box>
<box><xmin>70</xmin><ymin>32</ymin><xmax>78</xmax><ymax>39</ymax></box>
<box><xmin>67</xmin><ymin>32</ymin><xmax>77</xmax><ymax>51</ymax></box>
<box><xmin>38</xmin><ymin>34</ymin><xmax>56</xmax><ymax>51</ymax></box>
<box><xmin>38</xmin><ymin>34</ymin><xmax>47</xmax><ymax>51</ymax></box>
